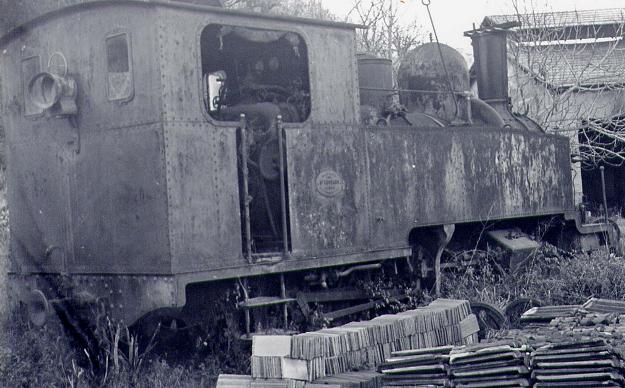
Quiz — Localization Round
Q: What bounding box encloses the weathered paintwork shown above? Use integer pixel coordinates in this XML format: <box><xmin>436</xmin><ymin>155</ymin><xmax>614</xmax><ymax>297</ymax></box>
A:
<box><xmin>286</xmin><ymin>125</ymin><xmax>573</xmax><ymax>255</ymax></box>
<box><xmin>0</xmin><ymin>1</ymin><xmax>576</xmax><ymax>324</ymax></box>
<box><xmin>3</xmin><ymin>4</ymin><xmax>166</xmax><ymax>280</ymax></box>
<box><xmin>365</xmin><ymin>126</ymin><xmax>573</xmax><ymax>247</ymax></box>
<box><xmin>287</xmin><ymin>126</ymin><xmax>371</xmax><ymax>256</ymax></box>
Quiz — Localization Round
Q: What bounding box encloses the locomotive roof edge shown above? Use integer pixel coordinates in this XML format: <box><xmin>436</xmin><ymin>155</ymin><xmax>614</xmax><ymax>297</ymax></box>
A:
<box><xmin>0</xmin><ymin>0</ymin><xmax>366</xmax><ymax>47</ymax></box>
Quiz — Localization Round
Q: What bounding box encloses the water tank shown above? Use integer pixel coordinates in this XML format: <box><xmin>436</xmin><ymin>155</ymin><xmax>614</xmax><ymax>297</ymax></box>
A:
<box><xmin>357</xmin><ymin>53</ymin><xmax>394</xmax><ymax>111</ymax></box>
<box><xmin>397</xmin><ymin>43</ymin><xmax>469</xmax><ymax>123</ymax></box>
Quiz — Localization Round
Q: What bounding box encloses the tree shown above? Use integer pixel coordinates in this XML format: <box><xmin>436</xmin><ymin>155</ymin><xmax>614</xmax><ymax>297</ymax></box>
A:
<box><xmin>347</xmin><ymin>0</ymin><xmax>424</xmax><ymax>81</ymax></box>
<box><xmin>223</xmin><ymin>0</ymin><xmax>336</xmax><ymax>20</ymax></box>
<box><xmin>504</xmin><ymin>2</ymin><xmax>625</xmax><ymax>168</ymax></box>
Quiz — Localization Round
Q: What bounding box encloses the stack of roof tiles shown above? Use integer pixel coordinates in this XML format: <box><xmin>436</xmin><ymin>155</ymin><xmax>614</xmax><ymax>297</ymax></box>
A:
<box><xmin>377</xmin><ymin>345</ymin><xmax>452</xmax><ymax>386</ymax></box>
<box><xmin>306</xmin><ymin>370</ymin><xmax>383</xmax><ymax>388</ymax></box>
<box><xmin>448</xmin><ymin>341</ymin><xmax>531</xmax><ymax>387</ymax></box>
<box><xmin>530</xmin><ymin>339</ymin><xmax>625</xmax><ymax>387</ymax></box>
<box><xmin>289</xmin><ymin>298</ymin><xmax>478</xmax><ymax>377</ymax></box>
<box><xmin>520</xmin><ymin>305</ymin><xmax>586</xmax><ymax>326</ymax></box>
<box><xmin>217</xmin><ymin>299</ymin><xmax>480</xmax><ymax>387</ymax></box>
<box><xmin>495</xmin><ymin>297</ymin><xmax>625</xmax><ymax>386</ymax></box>
<box><xmin>377</xmin><ymin>341</ymin><xmax>532</xmax><ymax>387</ymax></box>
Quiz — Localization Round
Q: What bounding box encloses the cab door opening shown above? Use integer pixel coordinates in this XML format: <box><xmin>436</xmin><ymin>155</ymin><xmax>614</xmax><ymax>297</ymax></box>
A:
<box><xmin>200</xmin><ymin>24</ymin><xmax>309</xmax><ymax>257</ymax></box>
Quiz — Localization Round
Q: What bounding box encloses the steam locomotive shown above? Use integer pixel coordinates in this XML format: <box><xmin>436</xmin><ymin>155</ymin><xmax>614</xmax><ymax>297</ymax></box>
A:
<box><xmin>0</xmin><ymin>1</ymin><xmax>606</xmax><ymax>336</ymax></box>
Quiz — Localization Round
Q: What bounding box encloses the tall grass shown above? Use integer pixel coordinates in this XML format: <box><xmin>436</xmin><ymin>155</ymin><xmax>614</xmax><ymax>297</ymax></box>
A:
<box><xmin>440</xmin><ymin>244</ymin><xmax>625</xmax><ymax>308</ymax></box>
<box><xmin>0</xmin><ymin>311</ymin><xmax>221</xmax><ymax>387</ymax></box>
<box><xmin>0</xmin><ymin>168</ymin><xmax>8</xmax><ymax>316</ymax></box>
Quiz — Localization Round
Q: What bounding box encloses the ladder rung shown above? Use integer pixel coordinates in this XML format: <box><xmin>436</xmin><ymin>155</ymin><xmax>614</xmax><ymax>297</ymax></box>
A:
<box><xmin>239</xmin><ymin>296</ymin><xmax>296</xmax><ymax>309</ymax></box>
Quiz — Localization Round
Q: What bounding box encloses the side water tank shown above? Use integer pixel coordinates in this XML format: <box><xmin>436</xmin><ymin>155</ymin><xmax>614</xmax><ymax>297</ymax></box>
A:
<box><xmin>357</xmin><ymin>53</ymin><xmax>394</xmax><ymax>111</ymax></box>
<box><xmin>398</xmin><ymin>43</ymin><xmax>469</xmax><ymax>123</ymax></box>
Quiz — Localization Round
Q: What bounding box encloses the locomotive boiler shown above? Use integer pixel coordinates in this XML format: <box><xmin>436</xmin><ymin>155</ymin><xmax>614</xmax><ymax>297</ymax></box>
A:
<box><xmin>0</xmin><ymin>0</ymin><xmax>605</xmax><ymax>339</ymax></box>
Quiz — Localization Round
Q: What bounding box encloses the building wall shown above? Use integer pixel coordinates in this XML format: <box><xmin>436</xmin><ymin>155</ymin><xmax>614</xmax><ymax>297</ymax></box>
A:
<box><xmin>507</xmin><ymin>55</ymin><xmax>625</xmax><ymax>205</ymax></box>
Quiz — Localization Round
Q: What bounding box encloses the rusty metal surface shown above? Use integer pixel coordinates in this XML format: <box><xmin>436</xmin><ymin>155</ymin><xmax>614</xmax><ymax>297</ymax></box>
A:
<box><xmin>8</xmin><ymin>141</ymin><xmax>71</xmax><ymax>274</ymax></box>
<box><xmin>286</xmin><ymin>126</ymin><xmax>370</xmax><ymax>256</ymax></box>
<box><xmin>0</xmin><ymin>0</ymin><xmax>579</xmax><ymax>325</ymax></box>
<box><xmin>8</xmin><ymin>273</ymin><xmax>177</xmax><ymax>325</ymax></box>
<box><xmin>284</xmin><ymin>124</ymin><xmax>573</xmax><ymax>255</ymax></box>
<box><xmin>367</xmin><ymin>126</ymin><xmax>574</xmax><ymax>248</ymax></box>
<box><xmin>164</xmin><ymin>122</ymin><xmax>244</xmax><ymax>273</ymax></box>
<box><xmin>155</xmin><ymin>5</ymin><xmax>359</xmax><ymax>125</ymax></box>
<box><xmin>1</xmin><ymin>5</ymin><xmax>167</xmax><ymax>276</ymax></box>
<box><xmin>1</xmin><ymin>4</ymin><xmax>162</xmax><ymax>135</ymax></box>
<box><xmin>72</xmin><ymin>124</ymin><xmax>170</xmax><ymax>274</ymax></box>
<box><xmin>397</xmin><ymin>43</ymin><xmax>469</xmax><ymax>123</ymax></box>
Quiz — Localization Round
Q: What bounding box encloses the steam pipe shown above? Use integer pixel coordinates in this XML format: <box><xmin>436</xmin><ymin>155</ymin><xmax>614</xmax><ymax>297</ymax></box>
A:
<box><xmin>470</xmin><ymin>97</ymin><xmax>506</xmax><ymax>127</ymax></box>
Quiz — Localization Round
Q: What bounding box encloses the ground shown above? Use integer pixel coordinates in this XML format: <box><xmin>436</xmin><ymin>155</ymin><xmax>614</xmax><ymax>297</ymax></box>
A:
<box><xmin>1</xmin><ymin>186</ymin><xmax>625</xmax><ymax>387</ymax></box>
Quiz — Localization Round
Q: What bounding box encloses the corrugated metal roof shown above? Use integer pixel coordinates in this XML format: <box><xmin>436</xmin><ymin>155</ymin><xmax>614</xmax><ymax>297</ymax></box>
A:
<box><xmin>484</xmin><ymin>8</ymin><xmax>625</xmax><ymax>29</ymax></box>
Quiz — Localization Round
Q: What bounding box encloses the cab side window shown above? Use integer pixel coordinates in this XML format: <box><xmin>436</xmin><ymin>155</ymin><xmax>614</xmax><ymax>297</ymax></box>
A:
<box><xmin>105</xmin><ymin>32</ymin><xmax>133</xmax><ymax>102</ymax></box>
<box><xmin>200</xmin><ymin>24</ymin><xmax>310</xmax><ymax>124</ymax></box>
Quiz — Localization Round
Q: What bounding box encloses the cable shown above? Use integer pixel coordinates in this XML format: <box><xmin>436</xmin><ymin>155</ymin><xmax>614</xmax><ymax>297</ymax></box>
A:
<box><xmin>421</xmin><ymin>0</ymin><xmax>460</xmax><ymax>118</ymax></box>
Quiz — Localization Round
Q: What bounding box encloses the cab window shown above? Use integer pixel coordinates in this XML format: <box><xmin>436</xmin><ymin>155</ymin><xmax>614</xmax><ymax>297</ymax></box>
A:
<box><xmin>200</xmin><ymin>24</ymin><xmax>310</xmax><ymax>124</ymax></box>
<box><xmin>105</xmin><ymin>32</ymin><xmax>133</xmax><ymax>102</ymax></box>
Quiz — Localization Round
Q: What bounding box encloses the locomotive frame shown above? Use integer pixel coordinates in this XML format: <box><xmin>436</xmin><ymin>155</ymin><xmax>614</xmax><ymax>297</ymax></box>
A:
<box><xmin>0</xmin><ymin>0</ymin><xmax>599</xmax><ymax>329</ymax></box>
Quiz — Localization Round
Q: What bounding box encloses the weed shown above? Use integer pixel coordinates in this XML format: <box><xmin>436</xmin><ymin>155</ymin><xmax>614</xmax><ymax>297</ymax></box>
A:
<box><xmin>440</xmin><ymin>243</ymin><xmax>625</xmax><ymax>309</ymax></box>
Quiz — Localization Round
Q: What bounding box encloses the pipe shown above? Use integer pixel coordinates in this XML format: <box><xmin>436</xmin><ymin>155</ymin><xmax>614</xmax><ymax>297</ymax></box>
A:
<box><xmin>277</xmin><ymin>115</ymin><xmax>289</xmax><ymax>258</ymax></box>
<box><xmin>336</xmin><ymin>263</ymin><xmax>382</xmax><ymax>278</ymax></box>
<box><xmin>600</xmin><ymin>166</ymin><xmax>612</xmax><ymax>252</ymax></box>
<box><xmin>470</xmin><ymin>97</ymin><xmax>506</xmax><ymax>127</ymax></box>
<box><xmin>240</xmin><ymin>114</ymin><xmax>252</xmax><ymax>263</ymax></box>
<box><xmin>600</xmin><ymin>166</ymin><xmax>609</xmax><ymax>225</ymax></box>
<box><xmin>280</xmin><ymin>274</ymin><xmax>288</xmax><ymax>329</ymax></box>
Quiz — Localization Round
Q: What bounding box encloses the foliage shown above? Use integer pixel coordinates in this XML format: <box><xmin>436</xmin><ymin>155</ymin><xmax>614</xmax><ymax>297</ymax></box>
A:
<box><xmin>348</xmin><ymin>0</ymin><xmax>424</xmax><ymax>81</ymax></box>
<box><xmin>441</xmin><ymin>243</ymin><xmax>625</xmax><ymax>309</ymax></box>
<box><xmin>223</xmin><ymin>0</ymin><xmax>336</xmax><ymax>20</ymax></box>
<box><xmin>0</xmin><ymin>311</ymin><xmax>224</xmax><ymax>388</ymax></box>
<box><xmin>0</xmin><ymin>312</ymin><xmax>79</xmax><ymax>388</ymax></box>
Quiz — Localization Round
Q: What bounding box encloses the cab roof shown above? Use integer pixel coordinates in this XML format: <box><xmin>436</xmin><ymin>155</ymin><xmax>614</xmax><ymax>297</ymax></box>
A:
<box><xmin>1</xmin><ymin>0</ymin><xmax>365</xmax><ymax>46</ymax></box>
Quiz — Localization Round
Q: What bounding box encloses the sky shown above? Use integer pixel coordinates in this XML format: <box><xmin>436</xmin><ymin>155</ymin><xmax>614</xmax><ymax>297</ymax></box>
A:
<box><xmin>320</xmin><ymin>0</ymin><xmax>625</xmax><ymax>62</ymax></box>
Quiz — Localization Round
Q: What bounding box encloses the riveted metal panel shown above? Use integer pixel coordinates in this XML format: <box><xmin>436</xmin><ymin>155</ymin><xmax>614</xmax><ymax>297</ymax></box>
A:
<box><xmin>8</xmin><ymin>273</ymin><xmax>177</xmax><ymax>326</ymax></box>
<box><xmin>8</xmin><ymin>141</ymin><xmax>72</xmax><ymax>274</ymax></box>
<box><xmin>307</xmin><ymin>28</ymin><xmax>360</xmax><ymax>124</ymax></box>
<box><xmin>286</xmin><ymin>126</ymin><xmax>370</xmax><ymax>256</ymax></box>
<box><xmin>367</xmin><ymin>127</ymin><xmax>575</xmax><ymax>248</ymax></box>
<box><xmin>154</xmin><ymin>6</ymin><xmax>359</xmax><ymax>125</ymax></box>
<box><xmin>71</xmin><ymin>124</ymin><xmax>170</xmax><ymax>274</ymax></box>
<box><xmin>1</xmin><ymin>4</ymin><xmax>161</xmax><ymax>136</ymax></box>
<box><xmin>164</xmin><ymin>122</ymin><xmax>244</xmax><ymax>273</ymax></box>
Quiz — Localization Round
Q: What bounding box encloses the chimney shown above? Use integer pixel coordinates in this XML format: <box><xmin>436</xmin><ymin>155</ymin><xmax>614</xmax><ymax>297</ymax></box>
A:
<box><xmin>465</xmin><ymin>22</ymin><xmax>540</xmax><ymax>131</ymax></box>
<box><xmin>470</xmin><ymin>29</ymin><xmax>509</xmax><ymax>104</ymax></box>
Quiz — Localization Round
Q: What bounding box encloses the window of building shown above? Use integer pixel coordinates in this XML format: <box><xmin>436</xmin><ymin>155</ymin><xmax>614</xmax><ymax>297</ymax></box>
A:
<box><xmin>105</xmin><ymin>32</ymin><xmax>133</xmax><ymax>102</ymax></box>
<box><xmin>200</xmin><ymin>24</ymin><xmax>310</xmax><ymax>124</ymax></box>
